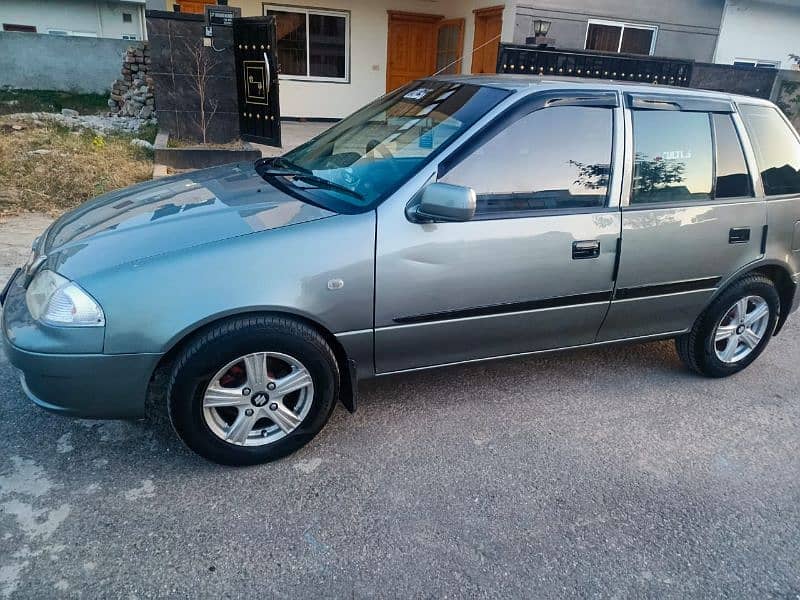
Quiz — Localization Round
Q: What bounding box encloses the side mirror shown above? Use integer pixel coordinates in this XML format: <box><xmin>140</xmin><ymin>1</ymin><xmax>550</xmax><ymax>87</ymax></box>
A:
<box><xmin>412</xmin><ymin>182</ymin><xmax>477</xmax><ymax>223</ymax></box>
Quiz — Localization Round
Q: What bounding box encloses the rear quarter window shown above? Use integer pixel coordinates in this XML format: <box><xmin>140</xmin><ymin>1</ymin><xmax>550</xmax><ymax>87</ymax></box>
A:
<box><xmin>739</xmin><ymin>104</ymin><xmax>800</xmax><ymax>196</ymax></box>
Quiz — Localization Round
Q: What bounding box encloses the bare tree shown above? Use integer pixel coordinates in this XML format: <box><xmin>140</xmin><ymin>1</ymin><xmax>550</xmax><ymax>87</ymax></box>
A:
<box><xmin>776</xmin><ymin>54</ymin><xmax>800</xmax><ymax>126</ymax></box>
<box><xmin>184</xmin><ymin>39</ymin><xmax>220</xmax><ymax>144</ymax></box>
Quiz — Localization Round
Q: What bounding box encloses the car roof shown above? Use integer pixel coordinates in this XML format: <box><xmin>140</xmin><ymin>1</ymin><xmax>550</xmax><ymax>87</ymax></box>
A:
<box><xmin>429</xmin><ymin>74</ymin><xmax>775</xmax><ymax>106</ymax></box>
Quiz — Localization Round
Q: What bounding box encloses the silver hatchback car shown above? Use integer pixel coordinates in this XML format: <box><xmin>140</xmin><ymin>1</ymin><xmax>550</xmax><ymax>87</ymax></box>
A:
<box><xmin>3</xmin><ymin>76</ymin><xmax>800</xmax><ymax>465</ymax></box>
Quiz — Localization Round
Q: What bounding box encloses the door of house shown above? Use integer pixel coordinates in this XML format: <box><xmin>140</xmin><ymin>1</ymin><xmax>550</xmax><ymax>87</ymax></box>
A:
<box><xmin>177</xmin><ymin>1</ymin><xmax>215</xmax><ymax>14</ymax></box>
<box><xmin>386</xmin><ymin>11</ymin><xmax>442</xmax><ymax>92</ymax></box>
<box><xmin>233</xmin><ymin>16</ymin><xmax>282</xmax><ymax>147</ymax></box>
<box><xmin>471</xmin><ymin>5</ymin><xmax>503</xmax><ymax>74</ymax></box>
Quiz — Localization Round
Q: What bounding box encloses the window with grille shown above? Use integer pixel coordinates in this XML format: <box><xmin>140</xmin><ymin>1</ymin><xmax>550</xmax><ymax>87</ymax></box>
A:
<box><xmin>264</xmin><ymin>5</ymin><xmax>349</xmax><ymax>82</ymax></box>
<box><xmin>585</xmin><ymin>20</ymin><xmax>657</xmax><ymax>56</ymax></box>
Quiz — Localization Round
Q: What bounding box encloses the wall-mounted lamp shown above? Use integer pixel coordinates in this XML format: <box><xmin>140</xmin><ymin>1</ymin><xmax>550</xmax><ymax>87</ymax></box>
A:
<box><xmin>532</xmin><ymin>19</ymin><xmax>551</xmax><ymax>37</ymax></box>
<box><xmin>527</xmin><ymin>18</ymin><xmax>555</xmax><ymax>49</ymax></box>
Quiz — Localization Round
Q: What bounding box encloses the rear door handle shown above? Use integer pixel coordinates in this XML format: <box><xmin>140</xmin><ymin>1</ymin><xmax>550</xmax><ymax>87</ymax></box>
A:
<box><xmin>572</xmin><ymin>240</ymin><xmax>600</xmax><ymax>259</ymax></box>
<box><xmin>729</xmin><ymin>227</ymin><xmax>751</xmax><ymax>244</ymax></box>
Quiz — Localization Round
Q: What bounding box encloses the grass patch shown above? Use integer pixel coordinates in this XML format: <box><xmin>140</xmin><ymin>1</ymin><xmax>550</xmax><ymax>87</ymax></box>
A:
<box><xmin>0</xmin><ymin>117</ymin><xmax>153</xmax><ymax>216</ymax></box>
<box><xmin>166</xmin><ymin>137</ymin><xmax>247</xmax><ymax>149</ymax></box>
<box><xmin>0</xmin><ymin>89</ymin><xmax>109</xmax><ymax>116</ymax></box>
<box><xmin>137</xmin><ymin>122</ymin><xmax>159</xmax><ymax>145</ymax></box>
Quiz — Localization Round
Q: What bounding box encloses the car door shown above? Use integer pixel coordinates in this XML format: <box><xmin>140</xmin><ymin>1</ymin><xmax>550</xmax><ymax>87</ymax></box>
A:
<box><xmin>374</xmin><ymin>93</ymin><xmax>624</xmax><ymax>374</ymax></box>
<box><xmin>598</xmin><ymin>93</ymin><xmax>767</xmax><ymax>341</ymax></box>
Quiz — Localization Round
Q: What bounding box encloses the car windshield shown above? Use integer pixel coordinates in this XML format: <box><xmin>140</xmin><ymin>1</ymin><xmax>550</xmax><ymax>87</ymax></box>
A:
<box><xmin>262</xmin><ymin>80</ymin><xmax>510</xmax><ymax>213</ymax></box>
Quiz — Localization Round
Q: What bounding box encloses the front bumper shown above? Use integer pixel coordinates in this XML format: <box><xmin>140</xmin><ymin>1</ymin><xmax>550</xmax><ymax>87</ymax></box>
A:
<box><xmin>2</xmin><ymin>270</ymin><xmax>161</xmax><ymax>419</ymax></box>
<box><xmin>3</xmin><ymin>340</ymin><xmax>161</xmax><ymax>419</ymax></box>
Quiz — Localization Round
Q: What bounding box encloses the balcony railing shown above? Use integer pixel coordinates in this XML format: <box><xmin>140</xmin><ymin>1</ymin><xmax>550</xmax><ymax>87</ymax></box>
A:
<box><xmin>496</xmin><ymin>44</ymin><xmax>693</xmax><ymax>87</ymax></box>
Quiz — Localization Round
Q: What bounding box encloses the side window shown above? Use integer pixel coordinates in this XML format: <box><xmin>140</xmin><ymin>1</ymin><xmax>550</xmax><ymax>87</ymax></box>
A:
<box><xmin>631</xmin><ymin>110</ymin><xmax>713</xmax><ymax>204</ymax></box>
<box><xmin>712</xmin><ymin>113</ymin><xmax>752</xmax><ymax>198</ymax></box>
<box><xmin>739</xmin><ymin>104</ymin><xmax>800</xmax><ymax>196</ymax></box>
<box><xmin>440</xmin><ymin>106</ymin><xmax>613</xmax><ymax>215</ymax></box>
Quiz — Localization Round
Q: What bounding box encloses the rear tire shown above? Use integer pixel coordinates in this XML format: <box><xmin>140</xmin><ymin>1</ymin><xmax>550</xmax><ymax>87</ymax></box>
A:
<box><xmin>675</xmin><ymin>274</ymin><xmax>779</xmax><ymax>378</ymax></box>
<box><xmin>167</xmin><ymin>315</ymin><xmax>339</xmax><ymax>466</ymax></box>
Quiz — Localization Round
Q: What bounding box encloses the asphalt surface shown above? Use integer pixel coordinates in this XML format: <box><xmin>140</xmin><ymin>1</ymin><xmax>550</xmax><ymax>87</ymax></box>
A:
<box><xmin>1</xmin><ymin>220</ymin><xmax>799</xmax><ymax>598</ymax></box>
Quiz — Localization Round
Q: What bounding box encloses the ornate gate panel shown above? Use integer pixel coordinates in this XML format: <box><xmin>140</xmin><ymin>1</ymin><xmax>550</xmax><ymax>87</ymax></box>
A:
<box><xmin>233</xmin><ymin>17</ymin><xmax>281</xmax><ymax>146</ymax></box>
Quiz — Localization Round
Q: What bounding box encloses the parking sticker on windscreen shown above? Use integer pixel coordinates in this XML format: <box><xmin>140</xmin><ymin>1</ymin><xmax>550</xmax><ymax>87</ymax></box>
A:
<box><xmin>404</xmin><ymin>88</ymin><xmax>432</xmax><ymax>101</ymax></box>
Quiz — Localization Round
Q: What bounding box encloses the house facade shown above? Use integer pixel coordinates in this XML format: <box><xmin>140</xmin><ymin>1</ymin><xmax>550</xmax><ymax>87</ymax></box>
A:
<box><xmin>714</xmin><ymin>0</ymin><xmax>800</xmax><ymax>69</ymax></box>
<box><xmin>145</xmin><ymin>0</ymin><xmax>799</xmax><ymax>119</ymax></box>
<box><xmin>223</xmin><ymin>0</ymin><xmax>517</xmax><ymax>119</ymax></box>
<box><xmin>0</xmin><ymin>0</ymin><xmax>147</xmax><ymax>40</ymax></box>
<box><xmin>512</xmin><ymin>0</ymin><xmax>726</xmax><ymax>61</ymax></box>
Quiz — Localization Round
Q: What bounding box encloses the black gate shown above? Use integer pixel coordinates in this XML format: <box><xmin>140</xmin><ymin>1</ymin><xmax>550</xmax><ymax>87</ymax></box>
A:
<box><xmin>233</xmin><ymin>16</ymin><xmax>281</xmax><ymax>146</ymax></box>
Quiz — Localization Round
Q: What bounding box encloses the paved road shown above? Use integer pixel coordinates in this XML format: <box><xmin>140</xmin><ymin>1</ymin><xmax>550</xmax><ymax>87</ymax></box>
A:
<box><xmin>0</xmin><ymin>215</ymin><xmax>799</xmax><ymax>598</ymax></box>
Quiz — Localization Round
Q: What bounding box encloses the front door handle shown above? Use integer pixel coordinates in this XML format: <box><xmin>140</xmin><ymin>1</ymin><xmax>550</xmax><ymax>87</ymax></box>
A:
<box><xmin>572</xmin><ymin>240</ymin><xmax>600</xmax><ymax>259</ymax></box>
<box><xmin>729</xmin><ymin>227</ymin><xmax>751</xmax><ymax>244</ymax></box>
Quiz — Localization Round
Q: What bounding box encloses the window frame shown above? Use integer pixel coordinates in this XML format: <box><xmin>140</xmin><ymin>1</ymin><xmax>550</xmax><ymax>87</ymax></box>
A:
<box><xmin>262</xmin><ymin>3</ymin><xmax>350</xmax><ymax>83</ymax></box>
<box><xmin>435</xmin><ymin>90</ymin><xmax>622</xmax><ymax>221</ymax></box>
<box><xmin>733</xmin><ymin>58</ymin><xmax>780</xmax><ymax>69</ymax></box>
<box><xmin>584</xmin><ymin>19</ymin><xmax>658</xmax><ymax>56</ymax></box>
<box><xmin>622</xmin><ymin>97</ymin><xmax>759</xmax><ymax>210</ymax></box>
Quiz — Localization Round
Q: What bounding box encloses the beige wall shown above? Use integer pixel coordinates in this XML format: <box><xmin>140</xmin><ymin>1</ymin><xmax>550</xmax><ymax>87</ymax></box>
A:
<box><xmin>0</xmin><ymin>0</ymin><xmax>146</xmax><ymax>39</ymax></box>
<box><xmin>231</xmin><ymin>0</ymin><xmax>514</xmax><ymax>118</ymax></box>
<box><xmin>714</xmin><ymin>0</ymin><xmax>800</xmax><ymax>68</ymax></box>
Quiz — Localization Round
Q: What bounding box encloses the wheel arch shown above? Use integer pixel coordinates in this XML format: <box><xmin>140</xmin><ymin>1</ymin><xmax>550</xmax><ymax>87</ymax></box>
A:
<box><xmin>713</xmin><ymin>260</ymin><xmax>796</xmax><ymax>335</ymax></box>
<box><xmin>145</xmin><ymin>309</ymin><xmax>358</xmax><ymax>422</ymax></box>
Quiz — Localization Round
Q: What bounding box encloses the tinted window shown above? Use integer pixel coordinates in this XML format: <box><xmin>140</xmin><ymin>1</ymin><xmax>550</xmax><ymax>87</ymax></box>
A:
<box><xmin>739</xmin><ymin>104</ymin><xmax>800</xmax><ymax>196</ymax></box>
<box><xmin>441</xmin><ymin>106</ymin><xmax>613</xmax><ymax>215</ymax></box>
<box><xmin>631</xmin><ymin>111</ymin><xmax>713</xmax><ymax>204</ymax></box>
<box><xmin>267</xmin><ymin>8</ymin><xmax>348</xmax><ymax>80</ymax></box>
<box><xmin>309</xmin><ymin>13</ymin><xmax>346</xmax><ymax>78</ymax></box>
<box><xmin>713</xmin><ymin>113</ymin><xmax>752</xmax><ymax>198</ymax></box>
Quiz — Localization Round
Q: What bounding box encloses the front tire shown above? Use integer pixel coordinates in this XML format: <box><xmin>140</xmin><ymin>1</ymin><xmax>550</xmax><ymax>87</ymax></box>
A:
<box><xmin>167</xmin><ymin>315</ymin><xmax>339</xmax><ymax>466</ymax></box>
<box><xmin>675</xmin><ymin>274</ymin><xmax>779</xmax><ymax>378</ymax></box>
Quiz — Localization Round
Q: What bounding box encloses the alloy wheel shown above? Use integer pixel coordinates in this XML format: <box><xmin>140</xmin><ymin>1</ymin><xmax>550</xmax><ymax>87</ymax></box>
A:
<box><xmin>202</xmin><ymin>351</ymin><xmax>314</xmax><ymax>446</ymax></box>
<box><xmin>713</xmin><ymin>295</ymin><xmax>770</xmax><ymax>364</ymax></box>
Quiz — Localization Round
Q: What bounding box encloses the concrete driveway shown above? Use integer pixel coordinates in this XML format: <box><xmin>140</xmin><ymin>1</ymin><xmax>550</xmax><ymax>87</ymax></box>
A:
<box><xmin>0</xmin><ymin>214</ymin><xmax>798</xmax><ymax>598</ymax></box>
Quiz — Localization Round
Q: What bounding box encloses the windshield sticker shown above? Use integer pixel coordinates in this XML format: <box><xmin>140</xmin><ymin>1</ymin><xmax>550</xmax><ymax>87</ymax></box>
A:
<box><xmin>404</xmin><ymin>88</ymin><xmax>433</xmax><ymax>101</ymax></box>
<box><xmin>661</xmin><ymin>150</ymin><xmax>693</xmax><ymax>160</ymax></box>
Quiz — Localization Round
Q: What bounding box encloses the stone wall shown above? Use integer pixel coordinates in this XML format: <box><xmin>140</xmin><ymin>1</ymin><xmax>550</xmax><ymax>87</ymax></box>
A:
<box><xmin>146</xmin><ymin>10</ymin><xmax>239</xmax><ymax>143</ymax></box>
<box><xmin>108</xmin><ymin>44</ymin><xmax>156</xmax><ymax>121</ymax></box>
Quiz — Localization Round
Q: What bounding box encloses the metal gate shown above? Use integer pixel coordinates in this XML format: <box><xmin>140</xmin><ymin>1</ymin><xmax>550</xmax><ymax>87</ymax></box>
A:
<box><xmin>233</xmin><ymin>16</ymin><xmax>281</xmax><ymax>147</ymax></box>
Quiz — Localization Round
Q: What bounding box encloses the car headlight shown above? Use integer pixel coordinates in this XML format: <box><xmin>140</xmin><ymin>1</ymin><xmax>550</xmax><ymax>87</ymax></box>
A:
<box><xmin>25</xmin><ymin>270</ymin><xmax>105</xmax><ymax>327</ymax></box>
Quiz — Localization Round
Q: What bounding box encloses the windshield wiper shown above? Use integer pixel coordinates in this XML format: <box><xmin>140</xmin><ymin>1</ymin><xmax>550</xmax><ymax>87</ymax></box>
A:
<box><xmin>255</xmin><ymin>157</ymin><xmax>363</xmax><ymax>202</ymax></box>
<box><xmin>292</xmin><ymin>174</ymin><xmax>364</xmax><ymax>202</ymax></box>
<box><xmin>255</xmin><ymin>156</ymin><xmax>312</xmax><ymax>177</ymax></box>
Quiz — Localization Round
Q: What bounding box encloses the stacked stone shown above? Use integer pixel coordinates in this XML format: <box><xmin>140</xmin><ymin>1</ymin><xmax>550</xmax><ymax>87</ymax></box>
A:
<box><xmin>108</xmin><ymin>44</ymin><xmax>156</xmax><ymax>121</ymax></box>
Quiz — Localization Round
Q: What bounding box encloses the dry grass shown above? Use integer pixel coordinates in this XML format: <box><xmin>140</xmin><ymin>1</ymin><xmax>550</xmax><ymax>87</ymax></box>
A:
<box><xmin>0</xmin><ymin>117</ymin><xmax>153</xmax><ymax>216</ymax></box>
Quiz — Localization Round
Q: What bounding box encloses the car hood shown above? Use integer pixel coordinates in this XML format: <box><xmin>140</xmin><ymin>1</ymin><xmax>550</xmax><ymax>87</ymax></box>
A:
<box><xmin>41</xmin><ymin>162</ymin><xmax>336</xmax><ymax>278</ymax></box>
